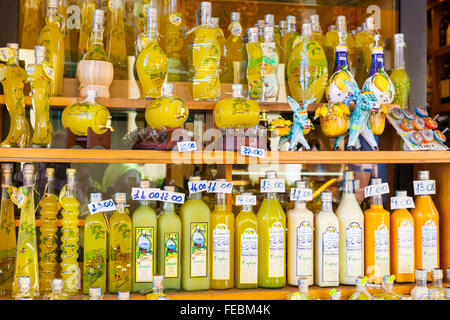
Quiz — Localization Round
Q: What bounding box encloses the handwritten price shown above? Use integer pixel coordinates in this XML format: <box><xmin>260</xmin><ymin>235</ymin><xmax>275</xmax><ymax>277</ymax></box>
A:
<box><xmin>241</xmin><ymin>146</ymin><xmax>265</xmax><ymax>158</ymax></box>
<box><xmin>88</xmin><ymin>199</ymin><xmax>116</xmax><ymax>214</ymax></box>
<box><xmin>413</xmin><ymin>180</ymin><xmax>436</xmax><ymax>195</ymax></box>
<box><xmin>177</xmin><ymin>141</ymin><xmax>197</xmax><ymax>152</ymax></box>
<box><xmin>290</xmin><ymin>188</ymin><xmax>313</xmax><ymax>201</ymax></box>
<box><xmin>188</xmin><ymin>180</ymin><xmax>234</xmax><ymax>194</ymax></box>
<box><xmin>390</xmin><ymin>196</ymin><xmax>415</xmax><ymax>210</ymax></box>
<box><xmin>131</xmin><ymin>188</ymin><xmax>185</xmax><ymax>204</ymax></box>
<box><xmin>364</xmin><ymin>183</ymin><xmax>390</xmax><ymax>198</ymax></box>
<box><xmin>235</xmin><ymin>194</ymin><xmax>257</xmax><ymax>206</ymax></box>
<box><xmin>260</xmin><ymin>179</ymin><xmax>285</xmax><ymax>193</ymax></box>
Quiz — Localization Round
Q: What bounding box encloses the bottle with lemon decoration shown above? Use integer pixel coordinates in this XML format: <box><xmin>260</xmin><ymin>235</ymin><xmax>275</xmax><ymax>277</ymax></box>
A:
<box><xmin>246</xmin><ymin>27</ymin><xmax>263</xmax><ymax>100</ymax></box>
<box><xmin>261</xmin><ymin>26</ymin><xmax>279</xmax><ymax>102</ymax></box>
<box><xmin>223</xmin><ymin>12</ymin><xmax>246</xmax><ymax>84</ymax></box>
<box><xmin>264</xmin><ymin>14</ymin><xmax>281</xmax><ymax>58</ymax></box>
<box><xmin>280</xmin><ymin>15</ymin><xmax>298</xmax><ymax>66</ymax></box>
<box><xmin>105</xmin><ymin>0</ymin><xmax>127</xmax><ymax>80</ymax></box>
<box><xmin>390</xmin><ymin>33</ymin><xmax>410</xmax><ymax>108</ymax></box>
<box><xmin>79</xmin><ymin>0</ymin><xmax>96</xmax><ymax>58</ymax></box>
<box><xmin>287</xmin><ymin>23</ymin><xmax>328</xmax><ymax>102</ymax></box>
<box><xmin>83</xmin><ymin>9</ymin><xmax>108</xmax><ymax>61</ymax></box>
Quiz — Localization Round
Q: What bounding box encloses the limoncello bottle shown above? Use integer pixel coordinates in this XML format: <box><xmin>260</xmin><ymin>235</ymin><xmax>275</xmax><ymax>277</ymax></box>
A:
<box><xmin>83</xmin><ymin>192</ymin><xmax>108</xmax><ymax>295</ymax></box>
<box><xmin>280</xmin><ymin>15</ymin><xmax>298</xmax><ymax>67</ymax></box>
<box><xmin>83</xmin><ymin>9</ymin><xmax>108</xmax><ymax>61</ymax></box>
<box><xmin>0</xmin><ymin>43</ymin><xmax>30</xmax><ymax>148</ymax></box>
<box><xmin>374</xmin><ymin>275</ymin><xmax>402</xmax><ymax>300</ymax></box>
<box><xmin>235</xmin><ymin>193</ymin><xmax>258</xmax><ymax>289</ymax></box>
<box><xmin>287</xmin><ymin>23</ymin><xmax>328</xmax><ymax>102</ymax></box>
<box><xmin>12</xmin><ymin>164</ymin><xmax>40</xmax><ymax>298</ymax></box>
<box><xmin>60</xmin><ymin>168</ymin><xmax>81</xmax><ymax>295</ymax></box>
<box><xmin>105</xmin><ymin>0</ymin><xmax>127</xmax><ymax>79</ymax></box>
<box><xmin>261</xmin><ymin>26</ymin><xmax>279</xmax><ymax>102</ymax></box>
<box><xmin>39</xmin><ymin>167</ymin><xmax>60</xmax><ymax>295</ymax></box>
<box><xmin>348</xmin><ymin>276</ymin><xmax>373</xmax><ymax>300</ymax></box>
<box><xmin>0</xmin><ymin>163</ymin><xmax>16</xmax><ymax>295</ymax></box>
<box><xmin>264</xmin><ymin>14</ymin><xmax>281</xmax><ymax>59</ymax></box>
<box><xmin>28</xmin><ymin>45</ymin><xmax>53</xmax><ymax>148</ymax></box>
<box><xmin>246</xmin><ymin>27</ymin><xmax>263</xmax><ymax>100</ymax></box>
<box><xmin>223</xmin><ymin>12</ymin><xmax>246</xmax><ymax>84</ymax></box>
<box><xmin>279</xmin><ymin>21</ymin><xmax>287</xmax><ymax>38</ymax></box>
<box><xmin>257</xmin><ymin>170</ymin><xmax>286</xmax><ymax>289</ymax></box>
<box><xmin>45</xmin><ymin>278</ymin><xmax>69</xmax><ymax>300</ymax></box>
<box><xmin>324</xmin><ymin>16</ymin><xmax>353</xmax><ymax>78</ymax></box>
<box><xmin>180</xmin><ymin>176</ymin><xmax>211</xmax><ymax>291</ymax></box>
<box><xmin>355</xmin><ymin>17</ymin><xmax>379</xmax><ymax>87</ymax></box>
<box><xmin>136</xmin><ymin>6</ymin><xmax>168</xmax><ymax>99</ymax></box>
<box><xmin>109</xmin><ymin>192</ymin><xmax>132</xmax><ymax>293</ymax></box>
<box><xmin>390</xmin><ymin>33</ymin><xmax>410</xmax><ymax>108</ymax></box>
<box><xmin>132</xmin><ymin>180</ymin><xmax>157</xmax><ymax>293</ymax></box>
<box><xmin>20</xmin><ymin>0</ymin><xmax>44</xmax><ymax>49</ymax></box>
<box><xmin>79</xmin><ymin>0</ymin><xmax>96</xmax><ymax>57</ymax></box>
<box><xmin>310</xmin><ymin>14</ymin><xmax>325</xmax><ymax>50</ymax></box>
<box><xmin>157</xmin><ymin>185</ymin><xmax>181</xmax><ymax>292</ymax></box>
<box><xmin>38</xmin><ymin>0</ymin><xmax>64</xmax><ymax>96</ymax></box>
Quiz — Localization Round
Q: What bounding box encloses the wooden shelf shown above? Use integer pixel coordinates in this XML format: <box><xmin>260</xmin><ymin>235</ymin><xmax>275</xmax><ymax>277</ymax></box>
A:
<box><xmin>432</xmin><ymin>45</ymin><xmax>450</xmax><ymax>58</ymax></box>
<box><xmin>434</xmin><ymin>101</ymin><xmax>450</xmax><ymax>114</ymax></box>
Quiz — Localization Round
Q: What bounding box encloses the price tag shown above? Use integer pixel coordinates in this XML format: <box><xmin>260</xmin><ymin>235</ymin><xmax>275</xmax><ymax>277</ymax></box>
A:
<box><xmin>156</xmin><ymin>190</ymin><xmax>186</xmax><ymax>204</ymax></box>
<box><xmin>260</xmin><ymin>179</ymin><xmax>285</xmax><ymax>193</ymax></box>
<box><xmin>290</xmin><ymin>188</ymin><xmax>313</xmax><ymax>201</ymax></box>
<box><xmin>188</xmin><ymin>180</ymin><xmax>233</xmax><ymax>194</ymax></box>
<box><xmin>236</xmin><ymin>194</ymin><xmax>257</xmax><ymax>206</ymax></box>
<box><xmin>364</xmin><ymin>183</ymin><xmax>390</xmax><ymax>198</ymax></box>
<box><xmin>413</xmin><ymin>180</ymin><xmax>436</xmax><ymax>195</ymax></box>
<box><xmin>390</xmin><ymin>196</ymin><xmax>415</xmax><ymax>210</ymax></box>
<box><xmin>188</xmin><ymin>180</ymin><xmax>208</xmax><ymax>193</ymax></box>
<box><xmin>177</xmin><ymin>141</ymin><xmax>197</xmax><ymax>152</ymax></box>
<box><xmin>88</xmin><ymin>199</ymin><xmax>116</xmax><ymax>214</ymax></box>
<box><xmin>131</xmin><ymin>188</ymin><xmax>185</xmax><ymax>204</ymax></box>
<box><xmin>241</xmin><ymin>146</ymin><xmax>265</xmax><ymax>158</ymax></box>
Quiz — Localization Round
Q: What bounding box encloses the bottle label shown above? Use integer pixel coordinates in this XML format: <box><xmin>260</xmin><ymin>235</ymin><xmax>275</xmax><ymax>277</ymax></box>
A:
<box><xmin>322</xmin><ymin>226</ymin><xmax>339</xmax><ymax>282</ymax></box>
<box><xmin>296</xmin><ymin>221</ymin><xmax>313</xmax><ymax>277</ymax></box>
<box><xmin>345</xmin><ymin>222</ymin><xmax>363</xmax><ymax>277</ymax></box>
<box><xmin>397</xmin><ymin>221</ymin><xmax>414</xmax><ymax>274</ymax></box>
<box><xmin>422</xmin><ymin>220</ymin><xmax>438</xmax><ymax>272</ymax></box>
<box><xmin>169</xmin><ymin>13</ymin><xmax>182</xmax><ymax>26</ymax></box>
<box><xmin>164</xmin><ymin>232</ymin><xmax>179</xmax><ymax>278</ymax></box>
<box><xmin>212</xmin><ymin>224</ymin><xmax>230</xmax><ymax>280</ymax></box>
<box><xmin>135</xmin><ymin>227</ymin><xmax>154</xmax><ymax>283</ymax></box>
<box><xmin>260</xmin><ymin>42</ymin><xmax>279</xmax><ymax>101</ymax></box>
<box><xmin>0</xmin><ymin>47</ymin><xmax>14</xmax><ymax>64</ymax></box>
<box><xmin>231</xmin><ymin>21</ymin><xmax>242</xmax><ymax>37</ymax></box>
<box><xmin>374</xmin><ymin>224</ymin><xmax>390</xmax><ymax>277</ymax></box>
<box><xmin>240</xmin><ymin>228</ymin><xmax>258</xmax><ymax>284</ymax></box>
<box><xmin>190</xmin><ymin>223</ymin><xmax>208</xmax><ymax>278</ymax></box>
<box><xmin>268</xmin><ymin>222</ymin><xmax>285</xmax><ymax>278</ymax></box>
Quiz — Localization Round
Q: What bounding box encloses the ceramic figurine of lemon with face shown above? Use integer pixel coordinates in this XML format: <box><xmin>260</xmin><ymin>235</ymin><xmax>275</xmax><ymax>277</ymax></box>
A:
<box><xmin>314</xmin><ymin>103</ymin><xmax>350</xmax><ymax>138</ymax></box>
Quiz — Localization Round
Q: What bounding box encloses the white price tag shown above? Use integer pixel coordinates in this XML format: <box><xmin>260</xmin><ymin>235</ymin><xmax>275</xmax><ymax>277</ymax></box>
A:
<box><xmin>177</xmin><ymin>141</ymin><xmax>197</xmax><ymax>152</ymax></box>
<box><xmin>131</xmin><ymin>188</ymin><xmax>185</xmax><ymax>204</ymax></box>
<box><xmin>188</xmin><ymin>180</ymin><xmax>233</xmax><ymax>194</ymax></box>
<box><xmin>241</xmin><ymin>146</ymin><xmax>265</xmax><ymax>158</ymax></box>
<box><xmin>390</xmin><ymin>196</ymin><xmax>415</xmax><ymax>210</ymax></box>
<box><xmin>260</xmin><ymin>179</ymin><xmax>285</xmax><ymax>193</ymax></box>
<box><xmin>364</xmin><ymin>183</ymin><xmax>390</xmax><ymax>198</ymax></box>
<box><xmin>290</xmin><ymin>188</ymin><xmax>313</xmax><ymax>201</ymax></box>
<box><xmin>188</xmin><ymin>180</ymin><xmax>208</xmax><ymax>193</ymax></box>
<box><xmin>236</xmin><ymin>195</ymin><xmax>257</xmax><ymax>206</ymax></box>
<box><xmin>413</xmin><ymin>180</ymin><xmax>436</xmax><ymax>195</ymax></box>
<box><xmin>88</xmin><ymin>199</ymin><xmax>116</xmax><ymax>214</ymax></box>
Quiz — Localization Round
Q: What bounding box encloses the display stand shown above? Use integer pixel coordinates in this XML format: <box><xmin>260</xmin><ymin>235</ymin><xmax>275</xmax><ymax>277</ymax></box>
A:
<box><xmin>65</xmin><ymin>127</ymin><xmax>112</xmax><ymax>149</ymax></box>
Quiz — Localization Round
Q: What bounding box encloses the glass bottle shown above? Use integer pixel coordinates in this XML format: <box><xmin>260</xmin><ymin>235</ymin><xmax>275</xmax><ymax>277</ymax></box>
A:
<box><xmin>257</xmin><ymin>170</ymin><xmax>286</xmax><ymax>289</ymax></box>
<box><xmin>46</xmin><ymin>278</ymin><xmax>69</xmax><ymax>300</ymax></box>
<box><xmin>83</xmin><ymin>192</ymin><xmax>108</xmax><ymax>295</ymax></box>
<box><xmin>39</xmin><ymin>167</ymin><xmax>60</xmax><ymax>294</ymax></box>
<box><xmin>256</xmin><ymin>20</ymin><xmax>265</xmax><ymax>42</ymax></box>
<box><xmin>410</xmin><ymin>269</ymin><xmax>429</xmax><ymax>300</ymax></box>
<box><xmin>28</xmin><ymin>45</ymin><xmax>53</xmax><ymax>148</ymax></box>
<box><xmin>325</xmin><ymin>16</ymin><xmax>348</xmax><ymax>78</ymax></box>
<box><xmin>136</xmin><ymin>6</ymin><xmax>168</xmax><ymax>99</ymax></box>
<box><xmin>310</xmin><ymin>14</ymin><xmax>325</xmax><ymax>50</ymax></box>
<box><xmin>390</xmin><ymin>33</ymin><xmax>410</xmax><ymax>108</ymax></box>
<box><xmin>0</xmin><ymin>163</ymin><xmax>16</xmax><ymax>295</ymax></box>
<box><xmin>0</xmin><ymin>43</ymin><xmax>30</xmax><ymax>148</ymax></box>
<box><xmin>348</xmin><ymin>276</ymin><xmax>373</xmax><ymax>300</ymax></box>
<box><xmin>147</xmin><ymin>274</ymin><xmax>169</xmax><ymax>299</ymax></box>
<box><xmin>280</xmin><ymin>15</ymin><xmax>298</xmax><ymax>66</ymax></box>
<box><xmin>109</xmin><ymin>192</ymin><xmax>132</xmax><ymax>293</ymax></box>
<box><xmin>374</xmin><ymin>275</ymin><xmax>402</xmax><ymax>300</ymax></box>
<box><xmin>223</xmin><ymin>12</ymin><xmax>246</xmax><ymax>84</ymax></box>
<box><xmin>289</xmin><ymin>277</ymin><xmax>314</xmax><ymax>300</ymax></box>
<box><xmin>261</xmin><ymin>26</ymin><xmax>279</xmax><ymax>102</ymax></box>
<box><xmin>105</xmin><ymin>0</ymin><xmax>127</xmax><ymax>80</ymax></box>
<box><xmin>264</xmin><ymin>14</ymin><xmax>281</xmax><ymax>58</ymax></box>
<box><xmin>279</xmin><ymin>21</ymin><xmax>287</xmax><ymax>38</ymax></box>
<box><xmin>12</xmin><ymin>164</ymin><xmax>40</xmax><ymax>299</ymax></box>
<box><xmin>83</xmin><ymin>9</ymin><xmax>108</xmax><ymax>61</ymax></box>
<box><xmin>430</xmin><ymin>268</ymin><xmax>445</xmax><ymax>299</ymax></box>
<box><xmin>79</xmin><ymin>0</ymin><xmax>97</xmax><ymax>58</ymax></box>
<box><xmin>428</xmin><ymin>288</ymin><xmax>442</xmax><ymax>300</ymax></box>
<box><xmin>355</xmin><ymin>17</ymin><xmax>380</xmax><ymax>87</ymax></box>
<box><xmin>60</xmin><ymin>168</ymin><xmax>81</xmax><ymax>295</ymax></box>
<box><xmin>246</xmin><ymin>27</ymin><xmax>263</xmax><ymax>101</ymax></box>
<box><xmin>20</xmin><ymin>0</ymin><xmax>44</xmax><ymax>49</ymax></box>
<box><xmin>15</xmin><ymin>276</ymin><xmax>33</xmax><ymax>300</ymax></box>
<box><xmin>38</xmin><ymin>0</ymin><xmax>65</xmax><ymax>96</ymax></box>
<box><xmin>287</xmin><ymin>22</ymin><xmax>328</xmax><ymax>103</ymax></box>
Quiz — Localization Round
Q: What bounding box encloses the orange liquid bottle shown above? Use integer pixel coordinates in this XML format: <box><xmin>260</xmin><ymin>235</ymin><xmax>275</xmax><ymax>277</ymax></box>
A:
<box><xmin>410</xmin><ymin>171</ymin><xmax>439</xmax><ymax>281</ymax></box>
<box><xmin>364</xmin><ymin>178</ymin><xmax>390</xmax><ymax>284</ymax></box>
<box><xmin>390</xmin><ymin>191</ymin><xmax>415</xmax><ymax>283</ymax></box>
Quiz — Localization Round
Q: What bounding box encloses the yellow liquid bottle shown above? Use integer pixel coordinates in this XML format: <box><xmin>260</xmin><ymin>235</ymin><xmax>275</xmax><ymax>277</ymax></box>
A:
<box><xmin>246</xmin><ymin>27</ymin><xmax>263</xmax><ymax>101</ymax></box>
<box><xmin>180</xmin><ymin>176</ymin><xmax>211</xmax><ymax>291</ymax></box>
<box><xmin>20</xmin><ymin>0</ymin><xmax>44</xmax><ymax>49</ymax></box>
<box><xmin>38</xmin><ymin>0</ymin><xmax>64</xmax><ymax>96</ymax></box>
<box><xmin>374</xmin><ymin>275</ymin><xmax>402</xmax><ymax>300</ymax></box>
<box><xmin>0</xmin><ymin>44</ymin><xmax>30</xmax><ymax>148</ymax></box>
<box><xmin>310</xmin><ymin>14</ymin><xmax>326</xmax><ymax>50</ymax></box>
<box><xmin>105</xmin><ymin>0</ymin><xmax>127</xmax><ymax>80</ymax></box>
<box><xmin>355</xmin><ymin>17</ymin><xmax>380</xmax><ymax>87</ymax></box>
<box><xmin>28</xmin><ymin>46</ymin><xmax>53</xmax><ymax>148</ymax></box>
<box><xmin>264</xmin><ymin>15</ymin><xmax>281</xmax><ymax>60</ymax></box>
<box><xmin>12</xmin><ymin>164</ymin><xmax>40</xmax><ymax>298</ymax></box>
<box><xmin>280</xmin><ymin>16</ymin><xmax>298</xmax><ymax>68</ymax></box>
<box><xmin>0</xmin><ymin>163</ymin><xmax>16</xmax><ymax>295</ymax></box>
<box><xmin>83</xmin><ymin>9</ymin><xmax>108</xmax><ymax>62</ymax></box>
<box><xmin>79</xmin><ymin>1</ymin><xmax>96</xmax><ymax>58</ymax></box>
<box><xmin>136</xmin><ymin>6</ymin><xmax>168</xmax><ymax>99</ymax></box>
<box><xmin>38</xmin><ymin>168</ymin><xmax>60</xmax><ymax>295</ymax></box>
<box><xmin>60</xmin><ymin>168</ymin><xmax>81</xmax><ymax>295</ymax></box>
<box><xmin>223</xmin><ymin>12</ymin><xmax>246</xmax><ymax>84</ymax></box>
<box><xmin>261</xmin><ymin>26</ymin><xmax>279</xmax><ymax>102</ymax></box>
<box><xmin>287</xmin><ymin>278</ymin><xmax>314</xmax><ymax>300</ymax></box>
<box><xmin>257</xmin><ymin>170</ymin><xmax>286</xmax><ymax>289</ymax></box>
<box><xmin>45</xmin><ymin>278</ymin><xmax>69</xmax><ymax>300</ymax></box>
<box><xmin>109</xmin><ymin>192</ymin><xmax>132</xmax><ymax>293</ymax></box>
<box><xmin>83</xmin><ymin>193</ymin><xmax>108</xmax><ymax>295</ymax></box>
<box><xmin>348</xmin><ymin>276</ymin><xmax>373</xmax><ymax>300</ymax></box>
<box><xmin>391</xmin><ymin>33</ymin><xmax>410</xmax><ymax>108</ymax></box>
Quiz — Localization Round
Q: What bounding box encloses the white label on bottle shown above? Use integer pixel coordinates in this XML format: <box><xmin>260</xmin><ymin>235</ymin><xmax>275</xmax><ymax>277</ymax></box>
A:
<box><xmin>364</xmin><ymin>183</ymin><xmax>390</xmax><ymax>198</ymax></box>
<box><xmin>43</xmin><ymin>62</ymin><xmax>55</xmax><ymax>79</ymax></box>
<box><xmin>88</xmin><ymin>199</ymin><xmax>116</xmax><ymax>214</ymax></box>
<box><xmin>290</xmin><ymin>188</ymin><xmax>313</xmax><ymax>202</ymax></box>
<box><xmin>0</xmin><ymin>47</ymin><xmax>13</xmax><ymax>63</ymax></box>
<box><xmin>212</xmin><ymin>224</ymin><xmax>230</xmax><ymax>280</ymax></box>
<box><xmin>260</xmin><ymin>179</ymin><xmax>285</xmax><ymax>193</ymax></box>
<box><xmin>398</xmin><ymin>222</ymin><xmax>414</xmax><ymax>274</ymax></box>
<box><xmin>296</xmin><ymin>221</ymin><xmax>313</xmax><ymax>277</ymax></box>
<box><xmin>374</xmin><ymin>224</ymin><xmax>389</xmax><ymax>277</ymax></box>
<box><xmin>422</xmin><ymin>220</ymin><xmax>438</xmax><ymax>272</ymax></box>
<box><xmin>231</xmin><ymin>21</ymin><xmax>242</xmax><ymax>37</ymax></box>
<box><xmin>413</xmin><ymin>180</ymin><xmax>436</xmax><ymax>195</ymax></box>
<box><xmin>268</xmin><ymin>222</ymin><xmax>284</xmax><ymax>278</ymax></box>
<box><xmin>235</xmin><ymin>195</ymin><xmax>257</xmax><ymax>206</ymax></box>
<box><xmin>390</xmin><ymin>196</ymin><xmax>415</xmax><ymax>210</ymax></box>
<box><xmin>241</xmin><ymin>146</ymin><xmax>265</xmax><ymax>158</ymax></box>
<box><xmin>345</xmin><ymin>222</ymin><xmax>363</xmax><ymax>277</ymax></box>
<box><xmin>190</xmin><ymin>223</ymin><xmax>208</xmax><ymax>278</ymax></box>
<box><xmin>322</xmin><ymin>227</ymin><xmax>339</xmax><ymax>282</ymax></box>
<box><xmin>240</xmin><ymin>228</ymin><xmax>258</xmax><ymax>284</ymax></box>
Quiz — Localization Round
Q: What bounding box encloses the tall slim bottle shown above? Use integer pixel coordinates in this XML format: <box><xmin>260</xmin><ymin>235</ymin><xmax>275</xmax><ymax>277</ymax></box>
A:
<box><xmin>390</xmin><ymin>33</ymin><xmax>410</xmax><ymax>108</ymax></box>
<box><xmin>335</xmin><ymin>171</ymin><xmax>364</xmax><ymax>285</ymax></box>
<box><xmin>20</xmin><ymin>0</ymin><xmax>44</xmax><ymax>49</ymax></box>
<box><xmin>280</xmin><ymin>15</ymin><xmax>298</xmax><ymax>66</ymax></box>
<box><xmin>310</xmin><ymin>14</ymin><xmax>325</xmax><ymax>50</ymax></box>
<box><xmin>257</xmin><ymin>170</ymin><xmax>286</xmax><ymax>289</ymax></box>
<box><xmin>105</xmin><ymin>0</ymin><xmax>127</xmax><ymax>79</ymax></box>
<box><xmin>223</xmin><ymin>12</ymin><xmax>246</xmax><ymax>84</ymax></box>
<box><xmin>38</xmin><ymin>0</ymin><xmax>64</xmax><ymax>96</ymax></box>
<box><xmin>180</xmin><ymin>176</ymin><xmax>211</xmax><ymax>291</ymax></box>
<box><xmin>83</xmin><ymin>10</ymin><xmax>108</xmax><ymax>61</ymax></box>
<box><xmin>315</xmin><ymin>191</ymin><xmax>339</xmax><ymax>287</ymax></box>
<box><xmin>287</xmin><ymin>180</ymin><xmax>314</xmax><ymax>286</ymax></box>
<box><xmin>261</xmin><ymin>26</ymin><xmax>279</xmax><ymax>102</ymax></box>
<box><xmin>132</xmin><ymin>180</ymin><xmax>157</xmax><ymax>293</ymax></box>
<box><xmin>246</xmin><ymin>27</ymin><xmax>263</xmax><ymax>101</ymax></box>
<box><xmin>411</xmin><ymin>171</ymin><xmax>440</xmax><ymax>281</ymax></box>
<box><xmin>264</xmin><ymin>14</ymin><xmax>281</xmax><ymax>58</ymax></box>
<box><xmin>390</xmin><ymin>191</ymin><xmax>415</xmax><ymax>283</ymax></box>
<box><xmin>210</xmin><ymin>181</ymin><xmax>234</xmax><ymax>289</ymax></box>
<box><xmin>79</xmin><ymin>0</ymin><xmax>96</xmax><ymax>57</ymax></box>
<box><xmin>325</xmin><ymin>16</ymin><xmax>348</xmax><ymax>78</ymax></box>
<box><xmin>364</xmin><ymin>178</ymin><xmax>390</xmax><ymax>284</ymax></box>
<box><xmin>12</xmin><ymin>164</ymin><xmax>40</xmax><ymax>298</ymax></box>
<box><xmin>163</xmin><ymin>0</ymin><xmax>185</xmax><ymax>82</ymax></box>
<box><xmin>355</xmin><ymin>17</ymin><xmax>379</xmax><ymax>87</ymax></box>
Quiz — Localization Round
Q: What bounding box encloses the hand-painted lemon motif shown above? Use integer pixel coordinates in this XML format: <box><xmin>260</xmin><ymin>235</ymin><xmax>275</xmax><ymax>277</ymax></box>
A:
<box><xmin>363</xmin><ymin>70</ymin><xmax>395</xmax><ymax>104</ymax></box>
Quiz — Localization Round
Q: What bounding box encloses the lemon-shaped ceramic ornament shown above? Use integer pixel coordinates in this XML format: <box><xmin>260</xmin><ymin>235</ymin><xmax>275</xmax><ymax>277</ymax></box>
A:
<box><xmin>326</xmin><ymin>65</ymin><xmax>358</xmax><ymax>104</ymax></box>
<box><xmin>314</xmin><ymin>103</ymin><xmax>350</xmax><ymax>137</ymax></box>
<box><xmin>363</xmin><ymin>69</ymin><xmax>395</xmax><ymax>104</ymax></box>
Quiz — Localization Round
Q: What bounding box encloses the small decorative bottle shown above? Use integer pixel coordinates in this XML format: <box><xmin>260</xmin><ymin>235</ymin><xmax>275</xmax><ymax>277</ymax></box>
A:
<box><xmin>246</xmin><ymin>27</ymin><xmax>263</xmax><ymax>101</ymax></box>
<box><xmin>310</xmin><ymin>14</ymin><xmax>325</xmax><ymax>49</ymax></box>
<box><xmin>280</xmin><ymin>16</ymin><xmax>298</xmax><ymax>66</ymax></box>
<box><xmin>163</xmin><ymin>0</ymin><xmax>185</xmax><ymax>82</ymax></box>
<box><xmin>390</xmin><ymin>33</ymin><xmax>410</xmax><ymax>108</ymax></box>
<box><xmin>261</xmin><ymin>26</ymin><xmax>279</xmax><ymax>102</ymax></box>
<box><xmin>46</xmin><ymin>279</ymin><xmax>69</xmax><ymax>300</ymax></box>
<box><xmin>16</xmin><ymin>276</ymin><xmax>33</xmax><ymax>300</ymax></box>
<box><xmin>223</xmin><ymin>12</ymin><xmax>246</xmax><ymax>84</ymax></box>
<box><xmin>105</xmin><ymin>0</ymin><xmax>127</xmax><ymax>80</ymax></box>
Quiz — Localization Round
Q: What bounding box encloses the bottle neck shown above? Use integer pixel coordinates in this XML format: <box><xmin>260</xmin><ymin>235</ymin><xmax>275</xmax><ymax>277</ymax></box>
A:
<box><xmin>215</xmin><ymin>193</ymin><xmax>226</xmax><ymax>208</ymax></box>
<box><xmin>371</xmin><ymin>195</ymin><xmax>383</xmax><ymax>206</ymax></box>
<box><xmin>168</xmin><ymin>0</ymin><xmax>177</xmax><ymax>13</ymax></box>
<box><xmin>334</xmin><ymin>46</ymin><xmax>349</xmax><ymax>72</ymax></box>
<box><xmin>139</xmin><ymin>200</ymin><xmax>150</xmax><ymax>206</ymax></box>
<box><xmin>67</xmin><ymin>177</ymin><xmax>75</xmax><ymax>197</ymax></box>
<box><xmin>321</xmin><ymin>200</ymin><xmax>332</xmax><ymax>213</ymax></box>
<box><xmin>369</xmin><ymin>49</ymin><xmax>385</xmax><ymax>76</ymax></box>
<box><xmin>1</xmin><ymin>173</ymin><xmax>12</xmax><ymax>187</ymax></box>
<box><xmin>189</xmin><ymin>192</ymin><xmax>202</xmax><ymax>200</ymax></box>
<box><xmin>295</xmin><ymin>201</ymin><xmax>306</xmax><ymax>208</ymax></box>
<box><xmin>287</xmin><ymin>23</ymin><xmax>296</xmax><ymax>33</ymax></box>
<box><xmin>416</xmin><ymin>278</ymin><xmax>427</xmax><ymax>287</ymax></box>
<box><xmin>267</xmin><ymin>192</ymin><xmax>278</xmax><ymax>200</ymax></box>
<box><xmin>343</xmin><ymin>180</ymin><xmax>355</xmax><ymax>195</ymax></box>
<box><xmin>116</xmin><ymin>202</ymin><xmax>127</xmax><ymax>214</ymax></box>
<box><xmin>248</xmin><ymin>32</ymin><xmax>259</xmax><ymax>43</ymax></box>
<box><xmin>163</xmin><ymin>201</ymin><xmax>175</xmax><ymax>212</ymax></box>
<box><xmin>46</xmin><ymin>177</ymin><xmax>55</xmax><ymax>195</ymax></box>
<box><xmin>146</xmin><ymin>16</ymin><xmax>158</xmax><ymax>41</ymax></box>
<box><xmin>432</xmin><ymin>279</ymin><xmax>443</xmax><ymax>288</ymax></box>
<box><xmin>24</xmin><ymin>176</ymin><xmax>34</xmax><ymax>188</ymax></box>
<box><xmin>201</xmin><ymin>8</ymin><xmax>211</xmax><ymax>27</ymax></box>
<box><xmin>242</xmin><ymin>205</ymin><xmax>252</xmax><ymax>212</ymax></box>
<box><xmin>394</xmin><ymin>43</ymin><xmax>405</xmax><ymax>70</ymax></box>
<box><xmin>90</xmin><ymin>28</ymin><xmax>104</xmax><ymax>46</ymax></box>
<box><xmin>46</xmin><ymin>7</ymin><xmax>60</xmax><ymax>24</ymax></box>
